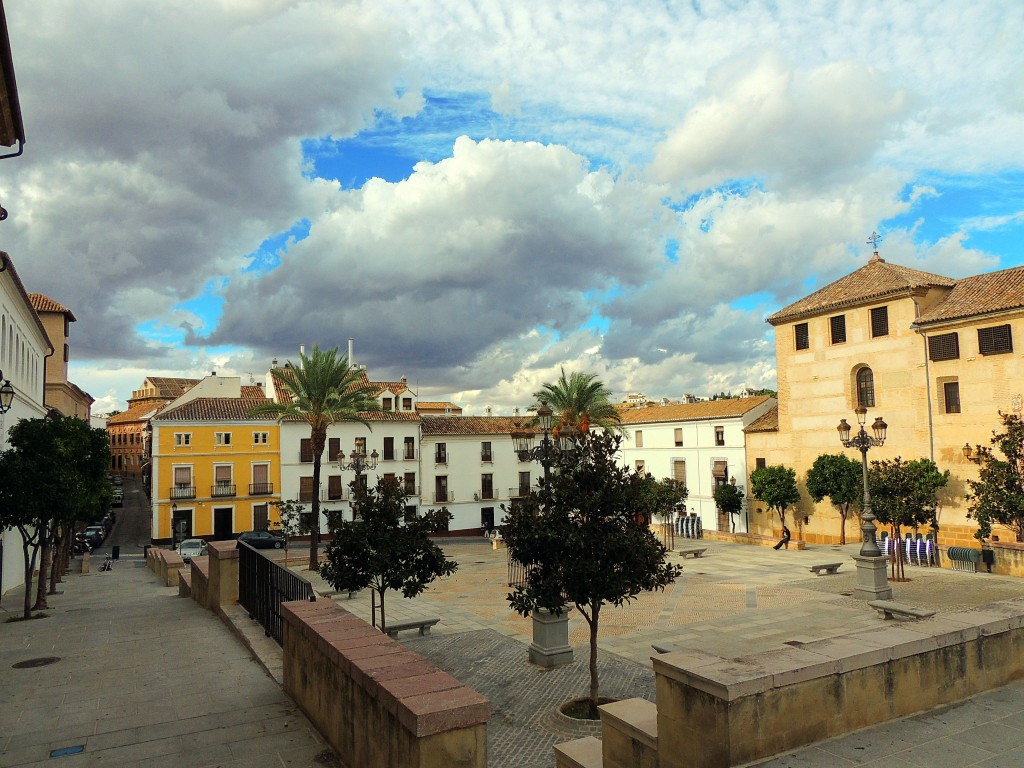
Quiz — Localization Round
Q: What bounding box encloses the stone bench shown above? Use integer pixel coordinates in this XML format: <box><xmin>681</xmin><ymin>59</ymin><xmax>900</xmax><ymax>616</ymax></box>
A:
<box><xmin>809</xmin><ymin>562</ymin><xmax>843</xmax><ymax>575</ymax></box>
<box><xmin>677</xmin><ymin>548</ymin><xmax>707</xmax><ymax>559</ymax></box>
<box><xmin>385</xmin><ymin>617</ymin><xmax>441</xmax><ymax>637</ymax></box>
<box><xmin>869</xmin><ymin>600</ymin><xmax>937</xmax><ymax>621</ymax></box>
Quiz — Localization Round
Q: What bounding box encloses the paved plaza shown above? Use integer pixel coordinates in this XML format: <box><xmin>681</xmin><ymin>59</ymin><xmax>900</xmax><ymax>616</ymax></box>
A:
<box><xmin>2</xmin><ymin>521</ymin><xmax>1024</xmax><ymax>767</ymax></box>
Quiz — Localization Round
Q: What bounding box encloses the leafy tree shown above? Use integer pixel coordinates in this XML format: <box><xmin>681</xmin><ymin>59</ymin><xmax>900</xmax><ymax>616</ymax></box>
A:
<box><xmin>869</xmin><ymin>457</ymin><xmax>949</xmax><ymax>579</ymax></box>
<box><xmin>533</xmin><ymin>368</ymin><xmax>621</xmax><ymax>433</ymax></box>
<box><xmin>805</xmin><ymin>453</ymin><xmax>862</xmax><ymax>544</ymax></box>
<box><xmin>750</xmin><ymin>464</ymin><xmax>801</xmax><ymax>528</ymax></box>
<box><xmin>966</xmin><ymin>411</ymin><xmax>1024</xmax><ymax>543</ymax></box>
<box><xmin>502</xmin><ymin>431</ymin><xmax>682</xmax><ymax>718</ymax></box>
<box><xmin>712</xmin><ymin>481</ymin><xmax>745</xmax><ymax>533</ymax></box>
<box><xmin>249</xmin><ymin>345</ymin><xmax>378</xmax><ymax>570</ymax></box>
<box><xmin>0</xmin><ymin>416</ymin><xmax>111</xmax><ymax>618</ymax></box>
<box><xmin>634</xmin><ymin>475</ymin><xmax>688</xmax><ymax>526</ymax></box>
<box><xmin>320</xmin><ymin>477</ymin><xmax>457</xmax><ymax>631</ymax></box>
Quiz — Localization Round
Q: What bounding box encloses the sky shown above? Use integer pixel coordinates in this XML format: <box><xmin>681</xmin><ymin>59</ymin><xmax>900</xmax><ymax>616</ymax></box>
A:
<box><xmin>2</xmin><ymin>0</ymin><xmax>1022</xmax><ymax>415</ymax></box>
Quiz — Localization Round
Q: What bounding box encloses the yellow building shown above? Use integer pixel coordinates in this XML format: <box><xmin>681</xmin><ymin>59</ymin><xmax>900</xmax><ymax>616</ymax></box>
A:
<box><xmin>150</xmin><ymin>376</ymin><xmax>280</xmax><ymax>545</ymax></box>
<box><xmin>747</xmin><ymin>252</ymin><xmax>1024</xmax><ymax>548</ymax></box>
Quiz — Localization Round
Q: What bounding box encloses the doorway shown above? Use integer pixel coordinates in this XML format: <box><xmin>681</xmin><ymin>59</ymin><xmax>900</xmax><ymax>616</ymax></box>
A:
<box><xmin>213</xmin><ymin>507</ymin><xmax>234</xmax><ymax>541</ymax></box>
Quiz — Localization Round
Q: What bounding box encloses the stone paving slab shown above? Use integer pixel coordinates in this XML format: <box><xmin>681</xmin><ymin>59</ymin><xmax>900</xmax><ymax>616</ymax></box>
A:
<box><xmin>0</xmin><ymin>562</ymin><xmax>334</xmax><ymax>768</ymax></box>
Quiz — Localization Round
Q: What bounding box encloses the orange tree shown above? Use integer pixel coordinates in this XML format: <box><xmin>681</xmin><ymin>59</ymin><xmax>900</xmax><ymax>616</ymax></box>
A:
<box><xmin>502</xmin><ymin>431</ymin><xmax>681</xmax><ymax>718</ymax></box>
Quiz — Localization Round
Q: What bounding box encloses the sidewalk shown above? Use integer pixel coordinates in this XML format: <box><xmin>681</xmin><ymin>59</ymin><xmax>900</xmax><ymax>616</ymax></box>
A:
<box><xmin>0</xmin><ymin>560</ymin><xmax>333</xmax><ymax>767</ymax></box>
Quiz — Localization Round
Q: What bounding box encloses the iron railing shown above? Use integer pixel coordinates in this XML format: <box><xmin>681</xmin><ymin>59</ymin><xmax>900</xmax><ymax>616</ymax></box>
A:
<box><xmin>249</xmin><ymin>482</ymin><xmax>274</xmax><ymax>495</ymax></box>
<box><xmin>238</xmin><ymin>541</ymin><xmax>315</xmax><ymax>645</ymax></box>
<box><xmin>211</xmin><ymin>483</ymin><xmax>236</xmax><ymax>497</ymax></box>
<box><xmin>170</xmin><ymin>485</ymin><xmax>196</xmax><ymax>499</ymax></box>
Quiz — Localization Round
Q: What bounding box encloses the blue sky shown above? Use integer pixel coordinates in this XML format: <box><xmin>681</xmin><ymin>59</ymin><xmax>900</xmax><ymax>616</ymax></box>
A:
<box><xmin>9</xmin><ymin>0</ymin><xmax>1023</xmax><ymax>413</ymax></box>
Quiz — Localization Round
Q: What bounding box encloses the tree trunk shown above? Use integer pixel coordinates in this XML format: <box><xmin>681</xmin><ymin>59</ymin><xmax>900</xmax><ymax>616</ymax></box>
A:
<box><xmin>379</xmin><ymin>587</ymin><xmax>387</xmax><ymax>633</ymax></box>
<box><xmin>21</xmin><ymin>535</ymin><xmax>38</xmax><ymax>620</ymax></box>
<box><xmin>588</xmin><ymin>603</ymin><xmax>601</xmax><ymax>719</ymax></box>
<box><xmin>839</xmin><ymin>508</ymin><xmax>847</xmax><ymax>545</ymax></box>
<box><xmin>309</xmin><ymin>425</ymin><xmax>326</xmax><ymax>571</ymax></box>
<box><xmin>33</xmin><ymin>522</ymin><xmax>53</xmax><ymax>611</ymax></box>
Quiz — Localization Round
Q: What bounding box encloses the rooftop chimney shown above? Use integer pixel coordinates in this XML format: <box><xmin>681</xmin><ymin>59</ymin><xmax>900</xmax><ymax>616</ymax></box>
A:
<box><xmin>299</xmin><ymin>344</ymin><xmax>305</xmax><ymax>356</ymax></box>
<box><xmin>272</xmin><ymin>358</ymin><xmax>278</xmax><ymax>368</ymax></box>
<box><xmin>348</xmin><ymin>338</ymin><xmax>355</xmax><ymax>368</ymax></box>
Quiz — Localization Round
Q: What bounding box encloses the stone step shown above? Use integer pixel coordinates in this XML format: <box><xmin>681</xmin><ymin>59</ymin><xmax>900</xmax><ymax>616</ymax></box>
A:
<box><xmin>599</xmin><ymin>698</ymin><xmax>658</xmax><ymax>768</ymax></box>
<box><xmin>554</xmin><ymin>736</ymin><xmax>603</xmax><ymax>768</ymax></box>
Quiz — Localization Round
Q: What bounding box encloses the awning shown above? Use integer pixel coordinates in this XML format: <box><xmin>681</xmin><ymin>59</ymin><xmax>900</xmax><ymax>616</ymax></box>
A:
<box><xmin>712</xmin><ymin>460</ymin><xmax>728</xmax><ymax>478</ymax></box>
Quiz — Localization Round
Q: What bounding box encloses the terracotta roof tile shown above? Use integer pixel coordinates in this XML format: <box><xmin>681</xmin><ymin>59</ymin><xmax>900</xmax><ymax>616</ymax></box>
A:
<box><xmin>744</xmin><ymin>405</ymin><xmax>779</xmax><ymax>433</ymax></box>
<box><xmin>107</xmin><ymin>401</ymin><xmax>166</xmax><ymax>424</ymax></box>
<box><xmin>154</xmin><ymin>397</ymin><xmax>276</xmax><ymax>422</ymax></box>
<box><xmin>142</xmin><ymin>377</ymin><xmax>201</xmax><ymax>398</ymax></box>
<box><xmin>420</xmin><ymin>416</ymin><xmax>533</xmax><ymax>436</ymax></box>
<box><xmin>417</xmin><ymin>401</ymin><xmax>462</xmax><ymax>412</ymax></box>
<box><xmin>240</xmin><ymin>385</ymin><xmax>266</xmax><ymax>398</ymax></box>
<box><xmin>915</xmin><ymin>265</ymin><xmax>1024</xmax><ymax>326</ymax></box>
<box><xmin>617</xmin><ymin>396</ymin><xmax>774</xmax><ymax>425</ymax></box>
<box><xmin>369</xmin><ymin>380</ymin><xmax>409</xmax><ymax>396</ymax></box>
<box><xmin>28</xmin><ymin>292</ymin><xmax>76</xmax><ymax>321</ymax></box>
<box><xmin>767</xmin><ymin>258</ymin><xmax>955</xmax><ymax>326</ymax></box>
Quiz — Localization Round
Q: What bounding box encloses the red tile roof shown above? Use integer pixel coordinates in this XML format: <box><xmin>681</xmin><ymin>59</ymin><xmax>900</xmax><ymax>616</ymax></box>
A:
<box><xmin>767</xmin><ymin>257</ymin><xmax>955</xmax><ymax>326</ymax></box>
<box><xmin>420</xmin><ymin>416</ymin><xmax>533</xmax><ymax>436</ymax></box>
<box><xmin>915</xmin><ymin>265</ymin><xmax>1024</xmax><ymax>326</ymax></box>
<box><xmin>617</xmin><ymin>396</ymin><xmax>774</xmax><ymax>424</ymax></box>
<box><xmin>744</xmin><ymin>405</ymin><xmax>779</xmax><ymax>433</ymax></box>
<box><xmin>107</xmin><ymin>401</ymin><xmax>167</xmax><ymax>424</ymax></box>
<box><xmin>154</xmin><ymin>398</ymin><xmax>276</xmax><ymax>421</ymax></box>
<box><xmin>28</xmin><ymin>292</ymin><xmax>76</xmax><ymax>321</ymax></box>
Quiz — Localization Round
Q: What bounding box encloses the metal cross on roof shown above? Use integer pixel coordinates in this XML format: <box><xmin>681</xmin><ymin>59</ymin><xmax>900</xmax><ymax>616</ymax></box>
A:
<box><xmin>867</xmin><ymin>231</ymin><xmax>882</xmax><ymax>251</ymax></box>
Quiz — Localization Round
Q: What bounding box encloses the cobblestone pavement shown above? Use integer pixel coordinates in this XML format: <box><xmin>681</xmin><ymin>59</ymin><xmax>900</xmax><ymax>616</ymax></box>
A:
<box><xmin>297</xmin><ymin>537</ymin><xmax>1024</xmax><ymax>766</ymax></box>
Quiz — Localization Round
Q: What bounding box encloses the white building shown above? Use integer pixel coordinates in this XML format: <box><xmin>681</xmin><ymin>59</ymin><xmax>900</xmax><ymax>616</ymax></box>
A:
<box><xmin>617</xmin><ymin>396</ymin><xmax>776</xmax><ymax>534</ymax></box>
<box><xmin>419</xmin><ymin>416</ymin><xmax>534</xmax><ymax>534</ymax></box>
<box><xmin>0</xmin><ymin>252</ymin><xmax>53</xmax><ymax>597</ymax></box>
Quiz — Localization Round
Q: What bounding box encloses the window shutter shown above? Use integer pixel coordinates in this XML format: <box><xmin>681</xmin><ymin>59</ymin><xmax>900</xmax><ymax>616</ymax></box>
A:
<box><xmin>174</xmin><ymin>466</ymin><xmax>191</xmax><ymax>485</ymax></box>
<box><xmin>252</xmin><ymin>464</ymin><xmax>268</xmax><ymax>484</ymax></box>
<box><xmin>870</xmin><ymin>307</ymin><xmax>889</xmax><ymax>338</ymax></box>
<box><xmin>328</xmin><ymin>438</ymin><xmax>340</xmax><ymax>461</ymax></box>
<box><xmin>830</xmin><ymin>315</ymin><xmax>847</xmax><ymax>344</ymax></box>
<box><xmin>672</xmin><ymin>460</ymin><xmax>686</xmax><ymax>485</ymax></box>
<box><xmin>215</xmin><ymin>465</ymin><xmax>232</xmax><ymax>483</ymax></box>
<box><xmin>299</xmin><ymin>476</ymin><xmax>314</xmax><ymax>502</ymax></box>
<box><xmin>978</xmin><ymin>325</ymin><xmax>1013</xmax><ymax>355</ymax></box>
<box><xmin>794</xmin><ymin>323</ymin><xmax>809</xmax><ymax>350</ymax></box>
<box><xmin>928</xmin><ymin>333</ymin><xmax>960</xmax><ymax>361</ymax></box>
<box><xmin>300</xmin><ymin>439</ymin><xmax>312</xmax><ymax>463</ymax></box>
<box><xmin>328</xmin><ymin>475</ymin><xmax>342</xmax><ymax>500</ymax></box>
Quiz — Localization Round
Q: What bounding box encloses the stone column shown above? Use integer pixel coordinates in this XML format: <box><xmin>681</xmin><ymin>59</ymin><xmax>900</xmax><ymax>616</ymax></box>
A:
<box><xmin>853</xmin><ymin>554</ymin><xmax>892</xmax><ymax>601</ymax></box>
<box><xmin>529</xmin><ymin>606</ymin><xmax>573</xmax><ymax>667</ymax></box>
<box><xmin>206</xmin><ymin>540</ymin><xmax>239</xmax><ymax>609</ymax></box>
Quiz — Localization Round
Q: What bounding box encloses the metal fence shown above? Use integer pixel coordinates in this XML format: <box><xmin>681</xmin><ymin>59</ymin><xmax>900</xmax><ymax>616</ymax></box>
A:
<box><xmin>238</xmin><ymin>542</ymin><xmax>315</xmax><ymax>645</ymax></box>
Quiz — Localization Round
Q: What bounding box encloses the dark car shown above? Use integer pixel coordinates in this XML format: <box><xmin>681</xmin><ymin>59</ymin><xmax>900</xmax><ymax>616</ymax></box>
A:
<box><xmin>237</xmin><ymin>530</ymin><xmax>284</xmax><ymax>549</ymax></box>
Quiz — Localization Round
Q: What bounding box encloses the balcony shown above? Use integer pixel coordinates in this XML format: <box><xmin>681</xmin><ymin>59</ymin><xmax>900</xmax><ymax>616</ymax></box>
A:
<box><xmin>434</xmin><ymin>453</ymin><xmax>447</xmax><ymax>465</ymax></box>
<box><xmin>479</xmin><ymin>488</ymin><xmax>496</xmax><ymax>501</ymax></box>
<box><xmin>211</xmin><ymin>483</ymin><xmax>236</xmax><ymax>498</ymax></box>
<box><xmin>432</xmin><ymin>490</ymin><xmax>454</xmax><ymax>503</ymax></box>
<box><xmin>170</xmin><ymin>485</ymin><xmax>196</xmax><ymax>500</ymax></box>
<box><xmin>481</xmin><ymin>451</ymin><xmax>493</xmax><ymax>463</ymax></box>
<box><xmin>509</xmin><ymin>487</ymin><xmax>532</xmax><ymax>499</ymax></box>
<box><xmin>403</xmin><ymin>484</ymin><xmax>420</xmax><ymax>497</ymax></box>
<box><xmin>249</xmin><ymin>482</ymin><xmax>274</xmax><ymax>496</ymax></box>
<box><xmin>403</xmin><ymin>447</ymin><xmax>417</xmax><ymax>461</ymax></box>
<box><xmin>325</xmin><ymin>487</ymin><xmax>350</xmax><ymax>502</ymax></box>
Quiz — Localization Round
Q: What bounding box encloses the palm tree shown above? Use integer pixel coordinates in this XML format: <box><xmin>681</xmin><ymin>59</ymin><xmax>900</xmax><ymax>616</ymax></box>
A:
<box><xmin>533</xmin><ymin>368</ymin><xmax>621</xmax><ymax>433</ymax></box>
<box><xmin>249</xmin><ymin>345</ymin><xmax>378</xmax><ymax>570</ymax></box>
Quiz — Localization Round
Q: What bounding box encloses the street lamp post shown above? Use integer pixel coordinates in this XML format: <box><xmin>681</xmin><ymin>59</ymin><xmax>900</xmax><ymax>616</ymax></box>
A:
<box><xmin>511</xmin><ymin>404</ymin><xmax>577</xmax><ymax>483</ymax></box>
<box><xmin>0</xmin><ymin>369</ymin><xmax>14</xmax><ymax>414</ymax></box>
<box><xmin>837</xmin><ymin>406</ymin><xmax>893</xmax><ymax>600</ymax></box>
<box><xmin>338</xmin><ymin>444</ymin><xmax>379</xmax><ymax>519</ymax></box>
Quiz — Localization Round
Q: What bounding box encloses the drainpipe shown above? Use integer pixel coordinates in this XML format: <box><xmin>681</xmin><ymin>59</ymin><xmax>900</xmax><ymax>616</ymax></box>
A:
<box><xmin>911</xmin><ymin>297</ymin><xmax>936</xmax><ymax>462</ymax></box>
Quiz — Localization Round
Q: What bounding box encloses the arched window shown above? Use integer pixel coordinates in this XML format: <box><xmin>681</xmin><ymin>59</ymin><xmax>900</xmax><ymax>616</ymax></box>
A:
<box><xmin>857</xmin><ymin>367</ymin><xmax>875</xmax><ymax>408</ymax></box>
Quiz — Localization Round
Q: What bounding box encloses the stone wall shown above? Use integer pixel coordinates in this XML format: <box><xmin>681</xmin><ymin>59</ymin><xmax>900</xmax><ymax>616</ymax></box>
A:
<box><xmin>282</xmin><ymin>599</ymin><xmax>489</xmax><ymax>768</ymax></box>
<box><xmin>557</xmin><ymin>598</ymin><xmax>1024</xmax><ymax>768</ymax></box>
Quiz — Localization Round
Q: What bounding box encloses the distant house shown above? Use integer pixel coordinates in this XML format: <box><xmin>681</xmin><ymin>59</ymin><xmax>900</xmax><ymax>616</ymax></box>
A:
<box><xmin>28</xmin><ymin>293</ymin><xmax>94</xmax><ymax>419</ymax></box>
<box><xmin>108</xmin><ymin>377</ymin><xmax>200</xmax><ymax>477</ymax></box>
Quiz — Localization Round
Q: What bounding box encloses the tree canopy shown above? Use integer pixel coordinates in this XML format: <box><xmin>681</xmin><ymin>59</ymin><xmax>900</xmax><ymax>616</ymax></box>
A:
<box><xmin>712</xmin><ymin>481</ymin><xmax>745</xmax><ymax>532</ymax></box>
<box><xmin>750</xmin><ymin>464</ymin><xmax>801</xmax><ymax>527</ymax></box>
<box><xmin>249</xmin><ymin>345</ymin><xmax>378</xmax><ymax>570</ymax></box>
<box><xmin>966</xmin><ymin>411</ymin><xmax>1024</xmax><ymax>543</ymax></box>
<box><xmin>805</xmin><ymin>453</ymin><xmax>862</xmax><ymax>544</ymax></box>
<box><xmin>533</xmin><ymin>368</ymin><xmax>621</xmax><ymax>433</ymax></box>
<box><xmin>320</xmin><ymin>477</ymin><xmax>457</xmax><ymax>631</ymax></box>
<box><xmin>502</xmin><ymin>431</ymin><xmax>681</xmax><ymax>717</ymax></box>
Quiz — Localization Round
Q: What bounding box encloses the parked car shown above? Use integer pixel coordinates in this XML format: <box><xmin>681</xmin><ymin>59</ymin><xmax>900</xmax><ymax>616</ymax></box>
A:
<box><xmin>111</xmin><ymin>489</ymin><xmax>124</xmax><ymax>507</ymax></box>
<box><xmin>237</xmin><ymin>530</ymin><xmax>284</xmax><ymax>549</ymax></box>
<box><xmin>175</xmin><ymin>538</ymin><xmax>206</xmax><ymax>563</ymax></box>
<box><xmin>111</xmin><ymin>475</ymin><xmax>123</xmax><ymax>485</ymax></box>
<box><xmin>83</xmin><ymin>526</ymin><xmax>105</xmax><ymax>547</ymax></box>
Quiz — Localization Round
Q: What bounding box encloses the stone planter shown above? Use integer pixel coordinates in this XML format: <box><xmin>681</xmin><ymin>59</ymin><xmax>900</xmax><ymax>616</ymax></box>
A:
<box><xmin>529</xmin><ymin>606</ymin><xmax>573</xmax><ymax>667</ymax></box>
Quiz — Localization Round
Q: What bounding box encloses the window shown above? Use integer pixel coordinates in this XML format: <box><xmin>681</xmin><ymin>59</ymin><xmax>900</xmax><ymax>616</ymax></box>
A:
<box><xmin>215</xmin><ymin>432</ymin><xmax>232</xmax><ymax>446</ymax></box>
<box><xmin>928</xmin><ymin>332</ymin><xmax>960</xmax><ymax>361</ymax></box>
<box><xmin>253</xmin><ymin>432</ymin><xmax>269</xmax><ymax>445</ymax></box>
<box><xmin>481</xmin><ymin>507</ymin><xmax>495</xmax><ymax>530</ymax></box>
<box><xmin>978</xmin><ymin>324</ymin><xmax>1013</xmax><ymax>355</ymax></box>
<box><xmin>214</xmin><ymin>465</ymin><xmax>232</xmax><ymax>486</ymax></box>
<box><xmin>518</xmin><ymin>471</ymin><xmax>531</xmax><ymax>497</ymax></box>
<box><xmin>63</xmin><ymin>343</ymin><xmax>69</xmax><ymax>363</ymax></box>
<box><xmin>327</xmin><ymin>475</ymin><xmax>343</xmax><ymax>500</ymax></box>
<box><xmin>404</xmin><ymin>505</ymin><xmax>418</xmax><ymax>523</ymax></box>
<box><xmin>251</xmin><ymin>464</ymin><xmax>271</xmax><ymax>495</ymax></box>
<box><xmin>481</xmin><ymin>441</ymin><xmax>492</xmax><ymax>462</ymax></box>
<box><xmin>672</xmin><ymin>460</ymin><xmax>686</xmax><ymax>486</ymax></box>
<box><xmin>404</xmin><ymin>436</ymin><xmax>416</xmax><ymax>460</ymax></box>
<box><xmin>856</xmin><ymin>367</ymin><xmax>876</xmax><ymax>408</ymax></box>
<box><xmin>383</xmin><ymin>437</ymin><xmax>395</xmax><ymax>461</ymax></box>
<box><xmin>870</xmin><ymin>306</ymin><xmax>889</xmax><ymax>338</ymax></box>
<box><xmin>174</xmin><ymin>433</ymin><xmax>191</xmax><ymax>447</ymax></box>
<box><xmin>943</xmin><ymin>381</ymin><xmax>961</xmax><ymax>414</ymax></box>
<box><xmin>299</xmin><ymin>439</ymin><xmax>313</xmax><ymax>463</ymax></box>
<box><xmin>299</xmin><ymin>476</ymin><xmax>314</xmax><ymax>503</ymax></box>
<box><xmin>402</xmin><ymin>397</ymin><xmax>413</xmax><ymax>411</ymax></box>
<box><xmin>674</xmin><ymin>428</ymin><xmax>683</xmax><ymax>447</ymax></box>
<box><xmin>794</xmin><ymin>322</ymin><xmax>809</xmax><ymax>351</ymax></box>
<box><xmin>830</xmin><ymin>315</ymin><xmax>847</xmax><ymax>344</ymax></box>
<box><xmin>253</xmin><ymin>504</ymin><xmax>269</xmax><ymax>532</ymax></box>
<box><xmin>635</xmin><ymin>430</ymin><xmax>644</xmax><ymax>448</ymax></box>
<box><xmin>481</xmin><ymin>473</ymin><xmax>494</xmax><ymax>500</ymax></box>
<box><xmin>328</xmin><ymin>438</ymin><xmax>341</xmax><ymax>462</ymax></box>
<box><xmin>756</xmin><ymin>457</ymin><xmax>767</xmax><ymax>470</ymax></box>
<box><xmin>435</xmin><ymin>443</ymin><xmax>447</xmax><ymax>464</ymax></box>
<box><xmin>635</xmin><ymin>460</ymin><xmax>646</xmax><ymax>474</ymax></box>
<box><xmin>434</xmin><ymin>476</ymin><xmax>449</xmax><ymax>503</ymax></box>
<box><xmin>404</xmin><ymin>472</ymin><xmax>416</xmax><ymax>495</ymax></box>
<box><xmin>715</xmin><ymin>426</ymin><xmax>725</xmax><ymax>446</ymax></box>
<box><xmin>382</xmin><ymin>397</ymin><xmax>393</xmax><ymax>411</ymax></box>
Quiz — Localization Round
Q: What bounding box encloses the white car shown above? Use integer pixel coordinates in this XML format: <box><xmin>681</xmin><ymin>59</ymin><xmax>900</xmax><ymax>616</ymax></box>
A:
<box><xmin>175</xmin><ymin>538</ymin><xmax>206</xmax><ymax>563</ymax></box>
